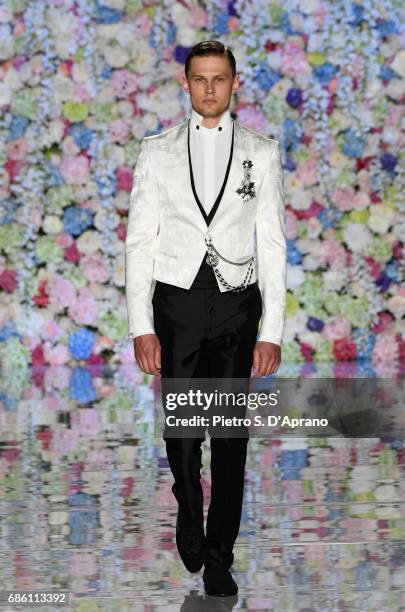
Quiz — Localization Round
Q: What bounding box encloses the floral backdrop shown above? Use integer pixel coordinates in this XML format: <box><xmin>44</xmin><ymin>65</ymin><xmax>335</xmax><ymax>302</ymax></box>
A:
<box><xmin>0</xmin><ymin>0</ymin><xmax>404</xmax><ymax>390</ymax></box>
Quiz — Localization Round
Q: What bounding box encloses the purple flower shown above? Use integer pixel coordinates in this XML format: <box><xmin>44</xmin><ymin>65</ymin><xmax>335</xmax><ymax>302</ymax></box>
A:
<box><xmin>380</xmin><ymin>152</ymin><xmax>397</xmax><ymax>172</ymax></box>
<box><xmin>286</xmin><ymin>88</ymin><xmax>303</xmax><ymax>108</ymax></box>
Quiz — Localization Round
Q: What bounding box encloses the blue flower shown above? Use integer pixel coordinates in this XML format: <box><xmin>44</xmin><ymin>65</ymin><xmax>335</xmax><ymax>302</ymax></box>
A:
<box><xmin>215</xmin><ymin>12</ymin><xmax>229</xmax><ymax>34</ymax></box>
<box><xmin>283</xmin><ymin>118</ymin><xmax>304</xmax><ymax>151</ymax></box>
<box><xmin>313</xmin><ymin>62</ymin><xmax>338</xmax><ymax>85</ymax></box>
<box><xmin>0</xmin><ymin>199</ymin><xmax>18</xmax><ymax>225</ymax></box>
<box><xmin>0</xmin><ymin>322</ymin><xmax>19</xmax><ymax>341</ymax></box>
<box><xmin>166</xmin><ymin>21</ymin><xmax>177</xmax><ymax>45</ymax></box>
<box><xmin>380</xmin><ymin>152</ymin><xmax>397</xmax><ymax>172</ymax></box>
<box><xmin>94</xmin><ymin>174</ymin><xmax>117</xmax><ymax>198</ymax></box>
<box><xmin>228</xmin><ymin>0</ymin><xmax>238</xmax><ymax>17</ymax></box>
<box><xmin>63</xmin><ymin>206</ymin><xmax>93</xmax><ymax>236</ymax></box>
<box><xmin>68</xmin><ymin>328</ymin><xmax>96</xmax><ymax>360</ymax></box>
<box><xmin>375</xmin><ymin>20</ymin><xmax>399</xmax><ymax>37</ymax></box>
<box><xmin>8</xmin><ymin>115</ymin><xmax>29</xmax><ymax>140</ymax></box>
<box><xmin>95</xmin><ymin>2</ymin><xmax>123</xmax><ymax>24</ymax></box>
<box><xmin>44</xmin><ymin>162</ymin><xmax>64</xmax><ymax>188</ymax></box>
<box><xmin>69</xmin><ymin>123</ymin><xmax>95</xmax><ymax>150</ymax></box>
<box><xmin>101</xmin><ymin>64</ymin><xmax>113</xmax><ymax>80</ymax></box>
<box><xmin>284</xmin><ymin>156</ymin><xmax>296</xmax><ymax>172</ymax></box>
<box><xmin>384</xmin><ymin>260</ymin><xmax>399</xmax><ymax>282</ymax></box>
<box><xmin>379</xmin><ymin>64</ymin><xmax>395</xmax><ymax>81</ymax></box>
<box><xmin>375</xmin><ymin>273</ymin><xmax>391</xmax><ymax>293</ymax></box>
<box><xmin>307</xmin><ymin>317</ymin><xmax>324</xmax><ymax>332</ymax></box>
<box><xmin>318</xmin><ymin>207</ymin><xmax>343</xmax><ymax>229</ymax></box>
<box><xmin>254</xmin><ymin>62</ymin><xmax>280</xmax><ymax>91</ymax></box>
<box><xmin>287</xmin><ymin>240</ymin><xmax>303</xmax><ymax>265</ymax></box>
<box><xmin>286</xmin><ymin>88</ymin><xmax>303</xmax><ymax>108</ymax></box>
<box><xmin>352</xmin><ymin>329</ymin><xmax>376</xmax><ymax>360</ymax></box>
<box><xmin>348</xmin><ymin>3</ymin><xmax>365</xmax><ymax>26</ymax></box>
<box><xmin>279</xmin><ymin>12</ymin><xmax>299</xmax><ymax>35</ymax></box>
<box><xmin>69</xmin><ymin>367</ymin><xmax>97</xmax><ymax>404</ymax></box>
<box><xmin>342</xmin><ymin>128</ymin><xmax>366</xmax><ymax>158</ymax></box>
<box><xmin>174</xmin><ymin>45</ymin><xmax>191</xmax><ymax>64</ymax></box>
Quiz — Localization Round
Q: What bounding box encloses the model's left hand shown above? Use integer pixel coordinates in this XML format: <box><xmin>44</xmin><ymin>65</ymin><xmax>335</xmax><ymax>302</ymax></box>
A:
<box><xmin>252</xmin><ymin>341</ymin><xmax>281</xmax><ymax>377</ymax></box>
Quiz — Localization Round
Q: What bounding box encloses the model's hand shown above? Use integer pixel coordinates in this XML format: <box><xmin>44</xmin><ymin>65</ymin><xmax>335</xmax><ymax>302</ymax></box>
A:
<box><xmin>252</xmin><ymin>341</ymin><xmax>281</xmax><ymax>377</ymax></box>
<box><xmin>134</xmin><ymin>333</ymin><xmax>161</xmax><ymax>377</ymax></box>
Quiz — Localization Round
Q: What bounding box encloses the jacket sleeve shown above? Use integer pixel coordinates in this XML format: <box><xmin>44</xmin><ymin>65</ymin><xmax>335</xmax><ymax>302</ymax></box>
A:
<box><xmin>125</xmin><ymin>138</ymin><xmax>160</xmax><ymax>340</ymax></box>
<box><xmin>255</xmin><ymin>140</ymin><xmax>287</xmax><ymax>346</ymax></box>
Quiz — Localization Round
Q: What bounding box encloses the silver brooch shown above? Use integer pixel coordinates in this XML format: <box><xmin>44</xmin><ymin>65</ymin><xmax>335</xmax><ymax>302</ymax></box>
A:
<box><xmin>236</xmin><ymin>159</ymin><xmax>256</xmax><ymax>203</ymax></box>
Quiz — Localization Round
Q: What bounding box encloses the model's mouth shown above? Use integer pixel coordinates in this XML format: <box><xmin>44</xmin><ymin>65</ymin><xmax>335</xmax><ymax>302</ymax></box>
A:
<box><xmin>204</xmin><ymin>99</ymin><xmax>216</xmax><ymax>103</ymax></box>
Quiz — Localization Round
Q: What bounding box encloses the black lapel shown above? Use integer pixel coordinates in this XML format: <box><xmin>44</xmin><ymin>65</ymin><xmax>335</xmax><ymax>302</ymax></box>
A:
<box><xmin>187</xmin><ymin>118</ymin><xmax>235</xmax><ymax>227</ymax></box>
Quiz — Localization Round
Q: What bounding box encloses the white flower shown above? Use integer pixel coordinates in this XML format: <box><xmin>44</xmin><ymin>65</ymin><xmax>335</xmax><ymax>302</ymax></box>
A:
<box><xmin>72</xmin><ymin>62</ymin><xmax>90</xmax><ymax>84</ymax></box>
<box><xmin>76</xmin><ymin>230</ymin><xmax>103</xmax><ymax>255</ymax></box>
<box><xmin>368</xmin><ymin>204</ymin><xmax>396</xmax><ymax>234</ymax></box>
<box><xmin>113</xmin><ymin>252</ymin><xmax>125</xmax><ymax>287</ymax></box>
<box><xmin>323</xmin><ymin>269</ymin><xmax>346</xmax><ymax>292</ymax></box>
<box><xmin>0</xmin><ymin>82</ymin><xmax>11</xmax><ymax>106</ymax></box>
<box><xmin>101</xmin><ymin>0</ymin><xmax>125</xmax><ymax>8</ymax></box>
<box><xmin>104</xmin><ymin>44</ymin><xmax>129</xmax><ymax>68</ymax></box>
<box><xmin>43</xmin><ymin>215</ymin><xmax>63</xmax><ymax>234</ymax></box>
<box><xmin>390</xmin><ymin>49</ymin><xmax>405</xmax><ymax>77</ymax></box>
<box><xmin>342</xmin><ymin>223</ymin><xmax>372</xmax><ymax>252</ymax></box>
<box><xmin>386</xmin><ymin>78</ymin><xmax>405</xmax><ymax>101</ymax></box>
<box><xmin>286</xmin><ymin>264</ymin><xmax>305</xmax><ymax>291</ymax></box>
<box><xmin>0</xmin><ymin>25</ymin><xmax>14</xmax><ymax>61</ymax></box>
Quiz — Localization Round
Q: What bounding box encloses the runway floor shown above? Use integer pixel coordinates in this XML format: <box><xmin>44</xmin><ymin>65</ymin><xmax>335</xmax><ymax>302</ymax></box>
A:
<box><xmin>0</xmin><ymin>363</ymin><xmax>403</xmax><ymax>611</ymax></box>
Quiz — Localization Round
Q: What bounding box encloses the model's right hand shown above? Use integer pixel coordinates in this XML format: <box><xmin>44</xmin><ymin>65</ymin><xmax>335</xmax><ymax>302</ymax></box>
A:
<box><xmin>134</xmin><ymin>333</ymin><xmax>161</xmax><ymax>377</ymax></box>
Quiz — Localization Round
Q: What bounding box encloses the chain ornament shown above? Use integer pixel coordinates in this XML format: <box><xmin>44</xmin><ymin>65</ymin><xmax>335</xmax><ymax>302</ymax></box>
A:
<box><xmin>204</xmin><ymin>236</ymin><xmax>255</xmax><ymax>293</ymax></box>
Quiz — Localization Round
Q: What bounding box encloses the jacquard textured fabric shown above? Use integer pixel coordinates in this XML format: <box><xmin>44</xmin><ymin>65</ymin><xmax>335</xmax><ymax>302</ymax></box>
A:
<box><xmin>125</xmin><ymin>118</ymin><xmax>286</xmax><ymax>345</ymax></box>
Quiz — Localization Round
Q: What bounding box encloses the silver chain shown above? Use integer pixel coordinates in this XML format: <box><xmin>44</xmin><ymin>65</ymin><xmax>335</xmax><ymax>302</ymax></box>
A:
<box><xmin>204</xmin><ymin>236</ymin><xmax>255</xmax><ymax>293</ymax></box>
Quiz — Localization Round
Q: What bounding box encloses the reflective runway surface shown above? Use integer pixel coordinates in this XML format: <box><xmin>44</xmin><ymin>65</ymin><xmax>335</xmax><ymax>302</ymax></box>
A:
<box><xmin>0</xmin><ymin>363</ymin><xmax>404</xmax><ymax>611</ymax></box>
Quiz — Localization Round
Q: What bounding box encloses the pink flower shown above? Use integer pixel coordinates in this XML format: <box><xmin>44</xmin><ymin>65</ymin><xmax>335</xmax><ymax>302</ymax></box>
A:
<box><xmin>47</xmin><ymin>275</ymin><xmax>77</xmax><ymax>312</ymax></box>
<box><xmin>187</xmin><ymin>5</ymin><xmax>208</xmax><ymax>28</ymax></box>
<box><xmin>296</xmin><ymin>158</ymin><xmax>317</xmax><ymax>185</ymax></box>
<box><xmin>111</xmin><ymin>69</ymin><xmax>139</xmax><ymax>97</ymax></box>
<box><xmin>322</xmin><ymin>315</ymin><xmax>351</xmax><ymax>340</ymax></box>
<box><xmin>73</xmin><ymin>82</ymin><xmax>91</xmax><ymax>103</ymax></box>
<box><xmin>0</xmin><ymin>269</ymin><xmax>17</xmax><ymax>292</ymax></box>
<box><xmin>44</xmin><ymin>342</ymin><xmax>70</xmax><ymax>365</ymax></box>
<box><xmin>68</xmin><ymin>295</ymin><xmax>99</xmax><ymax>326</ymax></box>
<box><xmin>60</xmin><ymin>154</ymin><xmax>90</xmax><ymax>185</ymax></box>
<box><xmin>79</xmin><ymin>252</ymin><xmax>110</xmax><ymax>283</ymax></box>
<box><xmin>280</xmin><ymin>42</ymin><xmax>311</xmax><ymax>78</ymax></box>
<box><xmin>234</xmin><ymin>104</ymin><xmax>268</xmax><ymax>133</ymax></box>
<box><xmin>133</xmin><ymin>13</ymin><xmax>152</xmax><ymax>36</ymax></box>
<box><xmin>41</xmin><ymin>320</ymin><xmax>63</xmax><ymax>341</ymax></box>
<box><xmin>331</xmin><ymin>187</ymin><xmax>356</xmax><ymax>211</ymax></box>
<box><xmin>56</xmin><ymin>233</ymin><xmax>74</xmax><ymax>248</ymax></box>
<box><xmin>372</xmin><ymin>311</ymin><xmax>395</xmax><ymax>334</ymax></box>
<box><xmin>109</xmin><ymin>119</ymin><xmax>131</xmax><ymax>144</ymax></box>
<box><xmin>285</xmin><ymin>208</ymin><xmax>298</xmax><ymax>239</ymax></box>
<box><xmin>116</xmin><ymin>166</ymin><xmax>133</xmax><ymax>192</ymax></box>
<box><xmin>317</xmin><ymin>239</ymin><xmax>347</xmax><ymax>270</ymax></box>
<box><xmin>372</xmin><ymin>334</ymin><xmax>399</xmax><ymax>364</ymax></box>
<box><xmin>6</xmin><ymin>138</ymin><xmax>27</xmax><ymax>161</ymax></box>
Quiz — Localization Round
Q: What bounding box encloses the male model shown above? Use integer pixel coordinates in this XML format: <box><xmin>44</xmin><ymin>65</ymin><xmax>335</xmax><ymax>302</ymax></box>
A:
<box><xmin>125</xmin><ymin>41</ymin><xmax>286</xmax><ymax>597</ymax></box>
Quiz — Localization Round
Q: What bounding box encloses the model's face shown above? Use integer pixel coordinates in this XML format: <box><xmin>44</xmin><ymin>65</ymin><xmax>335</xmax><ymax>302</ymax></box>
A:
<box><xmin>182</xmin><ymin>55</ymin><xmax>239</xmax><ymax>119</ymax></box>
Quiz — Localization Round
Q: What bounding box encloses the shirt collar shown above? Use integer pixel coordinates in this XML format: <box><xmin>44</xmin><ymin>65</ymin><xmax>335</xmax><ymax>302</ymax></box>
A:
<box><xmin>189</xmin><ymin>107</ymin><xmax>232</xmax><ymax>135</ymax></box>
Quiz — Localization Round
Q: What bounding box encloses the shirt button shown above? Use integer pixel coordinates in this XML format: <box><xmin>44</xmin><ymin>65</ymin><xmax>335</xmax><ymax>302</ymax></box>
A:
<box><xmin>196</xmin><ymin>125</ymin><xmax>200</xmax><ymax>129</ymax></box>
<box><xmin>218</xmin><ymin>126</ymin><xmax>222</xmax><ymax>131</ymax></box>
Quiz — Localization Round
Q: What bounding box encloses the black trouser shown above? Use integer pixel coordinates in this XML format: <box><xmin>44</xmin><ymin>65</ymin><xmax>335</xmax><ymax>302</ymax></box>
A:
<box><xmin>152</xmin><ymin>256</ymin><xmax>262</xmax><ymax>553</ymax></box>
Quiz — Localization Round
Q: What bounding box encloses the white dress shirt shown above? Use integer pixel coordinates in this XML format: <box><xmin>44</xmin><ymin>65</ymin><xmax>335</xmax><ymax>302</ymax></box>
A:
<box><xmin>189</xmin><ymin>107</ymin><xmax>233</xmax><ymax>214</ymax></box>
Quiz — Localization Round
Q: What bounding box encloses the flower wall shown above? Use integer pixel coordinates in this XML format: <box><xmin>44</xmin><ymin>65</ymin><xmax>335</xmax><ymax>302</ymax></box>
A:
<box><xmin>0</xmin><ymin>0</ymin><xmax>404</xmax><ymax>379</ymax></box>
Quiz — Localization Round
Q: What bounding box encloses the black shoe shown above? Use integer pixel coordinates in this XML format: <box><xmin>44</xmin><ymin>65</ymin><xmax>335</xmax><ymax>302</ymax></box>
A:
<box><xmin>176</xmin><ymin>511</ymin><xmax>205</xmax><ymax>573</ymax></box>
<box><xmin>202</xmin><ymin>547</ymin><xmax>238</xmax><ymax>597</ymax></box>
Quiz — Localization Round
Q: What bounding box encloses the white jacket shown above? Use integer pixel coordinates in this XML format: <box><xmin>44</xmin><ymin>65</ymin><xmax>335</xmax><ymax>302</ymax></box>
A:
<box><xmin>125</xmin><ymin>117</ymin><xmax>287</xmax><ymax>346</ymax></box>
